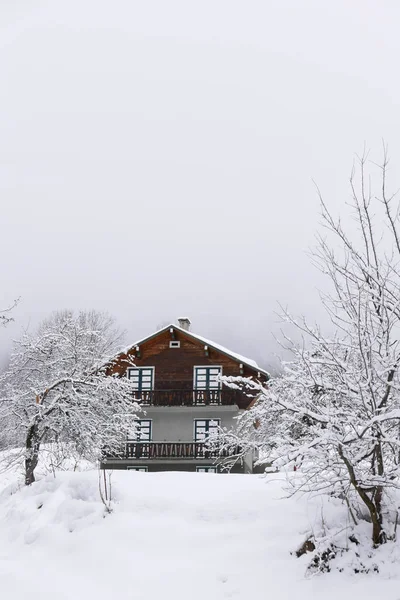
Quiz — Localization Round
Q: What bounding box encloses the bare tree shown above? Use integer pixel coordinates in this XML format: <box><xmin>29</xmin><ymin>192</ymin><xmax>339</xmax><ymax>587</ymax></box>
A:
<box><xmin>1</xmin><ymin>310</ymin><xmax>140</xmax><ymax>485</ymax></box>
<box><xmin>0</xmin><ymin>297</ymin><xmax>19</xmax><ymax>449</ymax></box>
<box><xmin>0</xmin><ymin>298</ymin><xmax>19</xmax><ymax>327</ymax></box>
<box><xmin>218</xmin><ymin>149</ymin><xmax>400</xmax><ymax>547</ymax></box>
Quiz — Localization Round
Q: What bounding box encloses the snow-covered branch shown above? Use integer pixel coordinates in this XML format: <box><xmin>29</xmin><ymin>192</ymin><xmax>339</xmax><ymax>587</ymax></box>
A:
<box><xmin>0</xmin><ymin>310</ymin><xmax>140</xmax><ymax>485</ymax></box>
<box><xmin>221</xmin><ymin>151</ymin><xmax>400</xmax><ymax>548</ymax></box>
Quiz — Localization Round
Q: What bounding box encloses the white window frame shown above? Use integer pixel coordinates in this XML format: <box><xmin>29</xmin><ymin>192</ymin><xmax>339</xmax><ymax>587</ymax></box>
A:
<box><xmin>169</xmin><ymin>340</ymin><xmax>181</xmax><ymax>348</ymax></box>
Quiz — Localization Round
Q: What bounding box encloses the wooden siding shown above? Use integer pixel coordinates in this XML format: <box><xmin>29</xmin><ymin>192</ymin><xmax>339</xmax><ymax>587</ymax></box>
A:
<box><xmin>109</xmin><ymin>327</ymin><xmax>266</xmax><ymax>409</ymax></box>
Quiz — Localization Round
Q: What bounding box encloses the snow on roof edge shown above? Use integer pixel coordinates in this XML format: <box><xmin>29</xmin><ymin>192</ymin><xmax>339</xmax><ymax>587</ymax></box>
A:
<box><xmin>119</xmin><ymin>324</ymin><xmax>269</xmax><ymax>376</ymax></box>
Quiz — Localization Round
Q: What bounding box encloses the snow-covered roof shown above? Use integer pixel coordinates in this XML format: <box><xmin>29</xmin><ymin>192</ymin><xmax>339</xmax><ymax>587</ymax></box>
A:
<box><xmin>122</xmin><ymin>324</ymin><xmax>269</xmax><ymax>377</ymax></box>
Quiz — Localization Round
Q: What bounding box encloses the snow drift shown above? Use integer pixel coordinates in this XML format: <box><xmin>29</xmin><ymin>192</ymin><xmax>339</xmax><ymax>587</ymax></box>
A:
<box><xmin>1</xmin><ymin>469</ymin><xmax>400</xmax><ymax>599</ymax></box>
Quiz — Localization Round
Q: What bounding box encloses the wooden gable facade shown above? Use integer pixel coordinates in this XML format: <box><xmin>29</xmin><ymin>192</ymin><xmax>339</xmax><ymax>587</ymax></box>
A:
<box><xmin>108</xmin><ymin>324</ymin><xmax>268</xmax><ymax>410</ymax></box>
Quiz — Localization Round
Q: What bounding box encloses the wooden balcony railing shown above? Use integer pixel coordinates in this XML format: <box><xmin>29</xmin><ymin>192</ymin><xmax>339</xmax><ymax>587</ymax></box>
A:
<box><xmin>131</xmin><ymin>388</ymin><xmax>250</xmax><ymax>408</ymax></box>
<box><xmin>108</xmin><ymin>441</ymin><xmax>241</xmax><ymax>461</ymax></box>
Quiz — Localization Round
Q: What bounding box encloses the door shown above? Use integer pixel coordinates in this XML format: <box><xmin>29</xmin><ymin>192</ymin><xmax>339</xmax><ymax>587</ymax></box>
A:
<box><xmin>128</xmin><ymin>419</ymin><xmax>152</xmax><ymax>459</ymax></box>
<box><xmin>127</xmin><ymin>367</ymin><xmax>154</xmax><ymax>403</ymax></box>
<box><xmin>194</xmin><ymin>366</ymin><xmax>222</xmax><ymax>404</ymax></box>
<box><xmin>194</xmin><ymin>418</ymin><xmax>220</xmax><ymax>458</ymax></box>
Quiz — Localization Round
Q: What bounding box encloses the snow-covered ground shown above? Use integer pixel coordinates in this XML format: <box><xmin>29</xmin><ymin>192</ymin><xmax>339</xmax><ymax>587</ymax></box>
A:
<box><xmin>1</xmin><ymin>467</ymin><xmax>400</xmax><ymax>600</ymax></box>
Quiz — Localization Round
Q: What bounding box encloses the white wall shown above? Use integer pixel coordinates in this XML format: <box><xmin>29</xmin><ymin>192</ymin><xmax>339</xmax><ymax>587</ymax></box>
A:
<box><xmin>142</xmin><ymin>406</ymin><xmax>239</xmax><ymax>441</ymax></box>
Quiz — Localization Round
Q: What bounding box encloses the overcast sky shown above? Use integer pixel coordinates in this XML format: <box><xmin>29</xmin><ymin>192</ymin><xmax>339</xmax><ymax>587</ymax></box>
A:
<box><xmin>1</xmin><ymin>0</ymin><xmax>400</xmax><ymax>369</ymax></box>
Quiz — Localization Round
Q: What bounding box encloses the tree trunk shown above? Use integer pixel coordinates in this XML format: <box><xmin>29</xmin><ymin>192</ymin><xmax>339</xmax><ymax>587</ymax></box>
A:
<box><xmin>25</xmin><ymin>423</ymin><xmax>41</xmax><ymax>485</ymax></box>
<box><xmin>371</xmin><ymin>485</ymin><xmax>387</xmax><ymax>546</ymax></box>
<box><xmin>338</xmin><ymin>444</ymin><xmax>387</xmax><ymax>546</ymax></box>
<box><xmin>371</xmin><ymin>517</ymin><xmax>386</xmax><ymax>546</ymax></box>
<box><xmin>371</xmin><ymin>442</ymin><xmax>387</xmax><ymax>546</ymax></box>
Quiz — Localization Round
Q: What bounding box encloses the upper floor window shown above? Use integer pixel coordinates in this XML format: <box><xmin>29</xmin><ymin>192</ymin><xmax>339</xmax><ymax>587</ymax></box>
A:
<box><xmin>127</xmin><ymin>367</ymin><xmax>154</xmax><ymax>391</ymax></box>
<box><xmin>194</xmin><ymin>366</ymin><xmax>222</xmax><ymax>390</ymax></box>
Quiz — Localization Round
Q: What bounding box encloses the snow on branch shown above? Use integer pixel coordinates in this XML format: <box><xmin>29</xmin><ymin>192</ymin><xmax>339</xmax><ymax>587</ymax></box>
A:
<box><xmin>0</xmin><ymin>310</ymin><xmax>140</xmax><ymax>485</ymax></box>
<box><xmin>219</xmin><ymin>150</ymin><xmax>400</xmax><ymax>549</ymax></box>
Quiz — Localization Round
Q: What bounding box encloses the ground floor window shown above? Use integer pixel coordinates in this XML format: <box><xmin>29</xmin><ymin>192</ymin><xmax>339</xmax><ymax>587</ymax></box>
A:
<box><xmin>196</xmin><ymin>466</ymin><xmax>217</xmax><ymax>473</ymax></box>
<box><xmin>127</xmin><ymin>466</ymin><xmax>148</xmax><ymax>472</ymax></box>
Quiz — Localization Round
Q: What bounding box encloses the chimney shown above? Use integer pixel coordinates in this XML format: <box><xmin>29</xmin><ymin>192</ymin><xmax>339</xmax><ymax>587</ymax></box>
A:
<box><xmin>177</xmin><ymin>317</ymin><xmax>191</xmax><ymax>331</ymax></box>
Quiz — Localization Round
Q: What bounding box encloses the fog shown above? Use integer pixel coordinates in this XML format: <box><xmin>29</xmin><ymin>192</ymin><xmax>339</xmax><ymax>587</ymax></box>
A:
<box><xmin>1</xmin><ymin>0</ymin><xmax>400</xmax><ymax>370</ymax></box>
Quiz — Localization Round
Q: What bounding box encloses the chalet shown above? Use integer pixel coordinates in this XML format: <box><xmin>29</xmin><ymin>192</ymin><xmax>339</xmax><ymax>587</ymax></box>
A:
<box><xmin>102</xmin><ymin>318</ymin><xmax>269</xmax><ymax>473</ymax></box>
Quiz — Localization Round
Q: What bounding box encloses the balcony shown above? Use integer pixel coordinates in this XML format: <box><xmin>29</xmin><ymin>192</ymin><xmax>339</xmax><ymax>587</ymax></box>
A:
<box><xmin>107</xmin><ymin>441</ymin><xmax>241</xmax><ymax>461</ymax></box>
<box><xmin>131</xmin><ymin>388</ymin><xmax>251</xmax><ymax>409</ymax></box>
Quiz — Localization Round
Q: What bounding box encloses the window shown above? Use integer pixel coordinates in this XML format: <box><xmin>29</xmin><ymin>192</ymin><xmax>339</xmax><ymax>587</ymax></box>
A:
<box><xmin>127</xmin><ymin>367</ymin><xmax>154</xmax><ymax>391</ymax></box>
<box><xmin>127</xmin><ymin>420</ymin><xmax>152</xmax><ymax>458</ymax></box>
<box><xmin>196</xmin><ymin>466</ymin><xmax>217</xmax><ymax>473</ymax></box>
<box><xmin>135</xmin><ymin>419</ymin><xmax>152</xmax><ymax>442</ymax></box>
<box><xmin>127</xmin><ymin>467</ymin><xmax>148</xmax><ymax>472</ymax></box>
<box><xmin>194</xmin><ymin>366</ymin><xmax>222</xmax><ymax>390</ymax></box>
<box><xmin>194</xmin><ymin>366</ymin><xmax>222</xmax><ymax>404</ymax></box>
<box><xmin>129</xmin><ymin>419</ymin><xmax>152</xmax><ymax>441</ymax></box>
<box><xmin>194</xmin><ymin>419</ymin><xmax>220</xmax><ymax>442</ymax></box>
<box><xmin>169</xmin><ymin>340</ymin><xmax>180</xmax><ymax>348</ymax></box>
